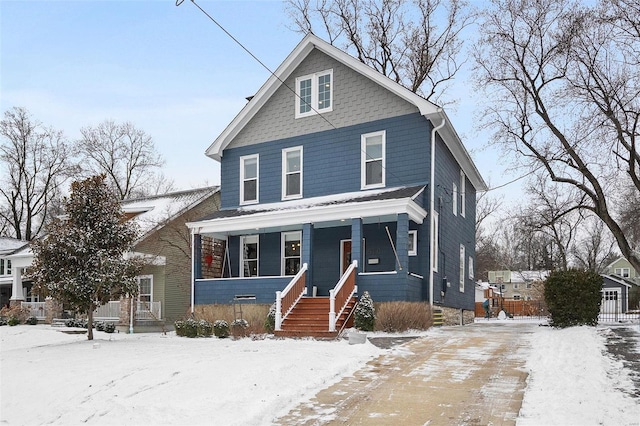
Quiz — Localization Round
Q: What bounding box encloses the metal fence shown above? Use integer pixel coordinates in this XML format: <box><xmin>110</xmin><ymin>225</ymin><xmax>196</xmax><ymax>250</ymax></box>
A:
<box><xmin>599</xmin><ymin>295</ymin><xmax>640</xmax><ymax>324</ymax></box>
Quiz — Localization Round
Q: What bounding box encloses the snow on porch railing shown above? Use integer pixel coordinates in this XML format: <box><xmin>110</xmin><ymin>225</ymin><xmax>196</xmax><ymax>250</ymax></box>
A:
<box><xmin>135</xmin><ymin>301</ymin><xmax>161</xmax><ymax>320</ymax></box>
<box><xmin>329</xmin><ymin>260</ymin><xmax>358</xmax><ymax>332</ymax></box>
<box><xmin>275</xmin><ymin>263</ymin><xmax>308</xmax><ymax>331</ymax></box>
<box><xmin>21</xmin><ymin>302</ymin><xmax>46</xmax><ymax>319</ymax></box>
<box><xmin>94</xmin><ymin>301</ymin><xmax>121</xmax><ymax>320</ymax></box>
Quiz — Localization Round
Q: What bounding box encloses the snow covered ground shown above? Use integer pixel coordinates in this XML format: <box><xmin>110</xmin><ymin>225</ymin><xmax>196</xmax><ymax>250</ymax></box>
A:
<box><xmin>1</xmin><ymin>321</ymin><xmax>639</xmax><ymax>425</ymax></box>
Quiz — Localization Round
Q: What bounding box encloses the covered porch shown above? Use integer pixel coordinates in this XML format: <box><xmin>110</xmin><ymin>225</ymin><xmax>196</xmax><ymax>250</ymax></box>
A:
<box><xmin>187</xmin><ymin>186</ymin><xmax>430</xmax><ymax>308</ymax></box>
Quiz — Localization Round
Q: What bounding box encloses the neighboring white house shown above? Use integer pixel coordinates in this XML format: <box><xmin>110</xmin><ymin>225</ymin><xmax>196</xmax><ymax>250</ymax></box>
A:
<box><xmin>0</xmin><ymin>237</ymin><xmax>31</xmax><ymax>308</ymax></box>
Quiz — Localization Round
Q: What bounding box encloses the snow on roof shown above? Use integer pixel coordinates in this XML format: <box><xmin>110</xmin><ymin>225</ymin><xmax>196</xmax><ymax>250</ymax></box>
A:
<box><xmin>510</xmin><ymin>270</ymin><xmax>550</xmax><ymax>282</ymax></box>
<box><xmin>122</xmin><ymin>186</ymin><xmax>219</xmax><ymax>240</ymax></box>
<box><xmin>0</xmin><ymin>237</ymin><xmax>28</xmax><ymax>254</ymax></box>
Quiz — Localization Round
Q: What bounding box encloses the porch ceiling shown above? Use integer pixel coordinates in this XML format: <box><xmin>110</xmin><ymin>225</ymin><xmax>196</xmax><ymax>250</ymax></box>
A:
<box><xmin>187</xmin><ymin>186</ymin><xmax>427</xmax><ymax>236</ymax></box>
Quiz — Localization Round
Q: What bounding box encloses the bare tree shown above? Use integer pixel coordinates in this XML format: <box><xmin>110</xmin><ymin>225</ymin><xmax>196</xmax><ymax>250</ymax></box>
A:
<box><xmin>286</xmin><ymin>0</ymin><xmax>475</xmax><ymax>103</ymax></box>
<box><xmin>78</xmin><ymin>120</ymin><xmax>167</xmax><ymax>200</ymax></box>
<box><xmin>571</xmin><ymin>217</ymin><xmax>618</xmax><ymax>273</ymax></box>
<box><xmin>0</xmin><ymin>107</ymin><xmax>76</xmax><ymax>240</ymax></box>
<box><xmin>474</xmin><ymin>0</ymin><xmax>640</xmax><ymax>272</ymax></box>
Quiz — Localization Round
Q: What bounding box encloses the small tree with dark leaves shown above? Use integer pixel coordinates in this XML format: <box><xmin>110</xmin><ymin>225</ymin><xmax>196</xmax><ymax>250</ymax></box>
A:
<box><xmin>31</xmin><ymin>175</ymin><xmax>142</xmax><ymax>340</ymax></box>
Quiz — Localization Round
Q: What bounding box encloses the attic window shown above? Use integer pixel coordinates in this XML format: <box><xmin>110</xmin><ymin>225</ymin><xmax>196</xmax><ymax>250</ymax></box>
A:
<box><xmin>295</xmin><ymin>69</ymin><xmax>333</xmax><ymax>118</ymax></box>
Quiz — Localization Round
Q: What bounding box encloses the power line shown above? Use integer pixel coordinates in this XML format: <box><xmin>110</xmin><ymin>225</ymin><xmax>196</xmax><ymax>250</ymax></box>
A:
<box><xmin>176</xmin><ymin>0</ymin><xmax>419</xmax><ymax>189</ymax></box>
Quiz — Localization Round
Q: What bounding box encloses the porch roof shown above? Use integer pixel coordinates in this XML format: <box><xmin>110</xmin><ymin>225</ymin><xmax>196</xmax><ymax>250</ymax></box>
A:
<box><xmin>187</xmin><ymin>186</ymin><xmax>427</xmax><ymax>236</ymax></box>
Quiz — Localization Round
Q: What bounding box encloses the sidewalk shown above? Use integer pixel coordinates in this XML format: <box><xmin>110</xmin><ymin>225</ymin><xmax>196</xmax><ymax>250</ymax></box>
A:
<box><xmin>275</xmin><ymin>323</ymin><xmax>536</xmax><ymax>425</ymax></box>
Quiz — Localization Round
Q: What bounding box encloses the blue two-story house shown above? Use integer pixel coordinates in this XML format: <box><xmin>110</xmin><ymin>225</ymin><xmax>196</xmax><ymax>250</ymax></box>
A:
<box><xmin>186</xmin><ymin>34</ymin><xmax>486</xmax><ymax>334</ymax></box>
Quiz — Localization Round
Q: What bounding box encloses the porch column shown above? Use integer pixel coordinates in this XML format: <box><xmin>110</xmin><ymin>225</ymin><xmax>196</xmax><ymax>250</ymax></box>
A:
<box><xmin>396</xmin><ymin>213</ymin><xmax>409</xmax><ymax>274</ymax></box>
<box><xmin>193</xmin><ymin>233</ymin><xmax>202</xmax><ymax>280</ymax></box>
<box><xmin>351</xmin><ymin>218</ymin><xmax>363</xmax><ymax>269</ymax></box>
<box><xmin>9</xmin><ymin>267</ymin><xmax>24</xmax><ymax>306</ymax></box>
<box><xmin>302</xmin><ymin>223</ymin><xmax>314</xmax><ymax>292</ymax></box>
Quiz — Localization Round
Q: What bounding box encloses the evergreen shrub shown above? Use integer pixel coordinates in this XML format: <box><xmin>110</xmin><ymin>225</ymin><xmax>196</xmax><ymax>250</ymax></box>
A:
<box><xmin>197</xmin><ymin>319</ymin><xmax>213</xmax><ymax>337</ymax></box>
<box><xmin>544</xmin><ymin>269</ymin><xmax>602</xmax><ymax>328</ymax></box>
<box><xmin>354</xmin><ymin>291</ymin><xmax>375</xmax><ymax>331</ymax></box>
<box><xmin>264</xmin><ymin>303</ymin><xmax>276</xmax><ymax>333</ymax></box>
<box><xmin>26</xmin><ymin>316</ymin><xmax>38</xmax><ymax>325</ymax></box>
<box><xmin>213</xmin><ymin>319</ymin><xmax>230</xmax><ymax>338</ymax></box>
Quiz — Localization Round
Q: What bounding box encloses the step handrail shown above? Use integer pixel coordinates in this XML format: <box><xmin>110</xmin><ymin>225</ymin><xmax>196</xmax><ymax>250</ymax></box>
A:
<box><xmin>329</xmin><ymin>260</ymin><xmax>358</xmax><ymax>332</ymax></box>
<box><xmin>275</xmin><ymin>263</ymin><xmax>308</xmax><ymax>331</ymax></box>
<box><xmin>336</xmin><ymin>296</ymin><xmax>359</xmax><ymax>339</ymax></box>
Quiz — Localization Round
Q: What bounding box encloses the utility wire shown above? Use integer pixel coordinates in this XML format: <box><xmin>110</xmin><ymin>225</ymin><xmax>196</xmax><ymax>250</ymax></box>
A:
<box><xmin>176</xmin><ymin>0</ymin><xmax>423</xmax><ymax>190</ymax></box>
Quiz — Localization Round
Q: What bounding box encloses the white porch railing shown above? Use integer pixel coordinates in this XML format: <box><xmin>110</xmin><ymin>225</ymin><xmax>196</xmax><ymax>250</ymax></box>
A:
<box><xmin>21</xmin><ymin>302</ymin><xmax>46</xmax><ymax>319</ymax></box>
<box><xmin>94</xmin><ymin>301</ymin><xmax>121</xmax><ymax>320</ymax></box>
<box><xmin>135</xmin><ymin>301</ymin><xmax>161</xmax><ymax>320</ymax></box>
<box><xmin>329</xmin><ymin>260</ymin><xmax>358</xmax><ymax>332</ymax></box>
<box><xmin>275</xmin><ymin>263</ymin><xmax>308</xmax><ymax>331</ymax></box>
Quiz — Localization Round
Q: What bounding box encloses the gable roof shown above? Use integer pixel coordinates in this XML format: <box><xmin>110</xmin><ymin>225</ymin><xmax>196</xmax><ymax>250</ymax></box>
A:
<box><xmin>204</xmin><ymin>33</ymin><xmax>487</xmax><ymax>192</ymax></box>
<box><xmin>604</xmin><ymin>255</ymin><xmax>639</xmax><ymax>271</ymax></box>
<box><xmin>0</xmin><ymin>237</ymin><xmax>28</xmax><ymax>255</ymax></box>
<box><xmin>122</xmin><ymin>186</ymin><xmax>219</xmax><ymax>242</ymax></box>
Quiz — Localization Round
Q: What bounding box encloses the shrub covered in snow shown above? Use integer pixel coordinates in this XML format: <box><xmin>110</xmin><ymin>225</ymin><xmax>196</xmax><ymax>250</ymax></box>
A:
<box><xmin>231</xmin><ymin>318</ymin><xmax>249</xmax><ymax>338</ymax></box>
<box><xmin>264</xmin><ymin>303</ymin><xmax>276</xmax><ymax>333</ymax></box>
<box><xmin>545</xmin><ymin>269</ymin><xmax>602</xmax><ymax>328</ymax></box>
<box><xmin>354</xmin><ymin>291</ymin><xmax>375</xmax><ymax>331</ymax></box>
<box><xmin>213</xmin><ymin>320</ymin><xmax>230</xmax><ymax>338</ymax></box>
<box><xmin>197</xmin><ymin>319</ymin><xmax>213</xmax><ymax>337</ymax></box>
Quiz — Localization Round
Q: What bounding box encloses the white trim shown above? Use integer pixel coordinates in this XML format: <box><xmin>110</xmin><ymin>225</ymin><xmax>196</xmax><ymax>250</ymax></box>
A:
<box><xmin>281</xmin><ymin>231</ymin><xmax>302</xmax><ymax>276</ymax></box>
<box><xmin>408</xmin><ymin>230</ymin><xmax>418</xmax><ymax>256</ymax></box>
<box><xmin>432</xmin><ymin>211</ymin><xmax>439</xmax><ymax>272</ymax></box>
<box><xmin>452</xmin><ymin>183</ymin><xmax>458</xmax><ymax>216</ymax></box>
<box><xmin>361</xmin><ymin>130</ymin><xmax>386</xmax><ymax>189</ymax></box>
<box><xmin>240</xmin><ymin>154</ymin><xmax>259</xmax><ymax>205</ymax></box>
<box><xmin>468</xmin><ymin>256</ymin><xmax>474</xmax><ymax>280</ymax></box>
<box><xmin>460</xmin><ymin>170</ymin><xmax>466</xmax><ymax>218</ymax></box>
<box><xmin>459</xmin><ymin>244</ymin><xmax>465</xmax><ymax>292</ymax></box>
<box><xmin>188</xmin><ymin>195</ymin><xmax>427</xmax><ymax>235</ymax></box>
<box><xmin>240</xmin><ymin>235</ymin><xmax>259</xmax><ymax>278</ymax></box>
<box><xmin>137</xmin><ymin>275</ymin><xmax>153</xmax><ymax>304</ymax></box>
<box><xmin>295</xmin><ymin>69</ymin><xmax>333</xmax><ymax>118</ymax></box>
<box><xmin>282</xmin><ymin>146</ymin><xmax>303</xmax><ymax>200</ymax></box>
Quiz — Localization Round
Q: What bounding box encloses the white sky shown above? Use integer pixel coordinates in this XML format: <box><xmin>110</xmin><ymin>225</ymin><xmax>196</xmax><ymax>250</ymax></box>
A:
<box><xmin>0</xmin><ymin>0</ymin><xmax>520</xmax><ymax>203</ymax></box>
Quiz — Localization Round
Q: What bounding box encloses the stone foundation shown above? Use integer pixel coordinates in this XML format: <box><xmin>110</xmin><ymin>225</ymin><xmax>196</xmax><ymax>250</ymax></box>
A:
<box><xmin>119</xmin><ymin>296</ymin><xmax>131</xmax><ymax>326</ymax></box>
<box><xmin>440</xmin><ymin>306</ymin><xmax>475</xmax><ymax>326</ymax></box>
<box><xmin>45</xmin><ymin>297</ymin><xmax>63</xmax><ymax>324</ymax></box>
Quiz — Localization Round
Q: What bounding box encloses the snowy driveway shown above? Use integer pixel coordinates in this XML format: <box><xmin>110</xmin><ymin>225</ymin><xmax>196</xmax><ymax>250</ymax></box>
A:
<box><xmin>275</xmin><ymin>322</ymin><xmax>533</xmax><ymax>425</ymax></box>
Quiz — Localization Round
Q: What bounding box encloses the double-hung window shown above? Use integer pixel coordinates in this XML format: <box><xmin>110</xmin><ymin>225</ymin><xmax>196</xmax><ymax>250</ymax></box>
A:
<box><xmin>282</xmin><ymin>147</ymin><xmax>302</xmax><ymax>199</ymax></box>
<box><xmin>282</xmin><ymin>231</ymin><xmax>302</xmax><ymax>275</ymax></box>
<box><xmin>295</xmin><ymin>69</ymin><xmax>333</xmax><ymax>118</ymax></box>
<box><xmin>614</xmin><ymin>267</ymin><xmax>630</xmax><ymax>278</ymax></box>
<box><xmin>241</xmin><ymin>235</ymin><xmax>259</xmax><ymax>277</ymax></box>
<box><xmin>137</xmin><ymin>275</ymin><xmax>153</xmax><ymax>307</ymax></box>
<box><xmin>361</xmin><ymin>130</ymin><xmax>385</xmax><ymax>189</ymax></box>
<box><xmin>459</xmin><ymin>244</ymin><xmax>465</xmax><ymax>292</ymax></box>
<box><xmin>452</xmin><ymin>183</ymin><xmax>458</xmax><ymax>215</ymax></box>
<box><xmin>460</xmin><ymin>170</ymin><xmax>466</xmax><ymax>218</ymax></box>
<box><xmin>240</xmin><ymin>154</ymin><xmax>259</xmax><ymax>205</ymax></box>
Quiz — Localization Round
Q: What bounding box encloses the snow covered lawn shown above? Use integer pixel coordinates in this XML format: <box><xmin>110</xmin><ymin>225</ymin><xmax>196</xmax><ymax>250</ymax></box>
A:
<box><xmin>0</xmin><ymin>326</ymin><xmax>380</xmax><ymax>425</ymax></box>
<box><xmin>2</xmin><ymin>322</ymin><xmax>639</xmax><ymax>425</ymax></box>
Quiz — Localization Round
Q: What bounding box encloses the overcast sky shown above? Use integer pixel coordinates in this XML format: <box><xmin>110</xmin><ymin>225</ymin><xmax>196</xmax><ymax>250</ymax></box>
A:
<box><xmin>1</xmin><ymin>0</ymin><xmax>518</xmax><ymax>204</ymax></box>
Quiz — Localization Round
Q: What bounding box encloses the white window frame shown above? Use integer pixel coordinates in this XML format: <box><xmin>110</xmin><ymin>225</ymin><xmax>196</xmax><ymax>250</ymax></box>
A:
<box><xmin>460</xmin><ymin>170</ymin><xmax>466</xmax><ymax>218</ymax></box>
<box><xmin>408</xmin><ymin>230</ymin><xmax>418</xmax><ymax>256</ymax></box>
<box><xmin>361</xmin><ymin>130</ymin><xmax>386</xmax><ymax>189</ymax></box>
<box><xmin>432</xmin><ymin>211</ymin><xmax>439</xmax><ymax>272</ymax></box>
<box><xmin>513</xmin><ymin>294</ymin><xmax>521</xmax><ymax>301</ymax></box>
<box><xmin>452</xmin><ymin>183</ymin><xmax>458</xmax><ymax>216</ymax></box>
<box><xmin>614</xmin><ymin>267</ymin><xmax>630</xmax><ymax>278</ymax></box>
<box><xmin>282</xmin><ymin>146</ymin><xmax>303</xmax><ymax>200</ymax></box>
<box><xmin>295</xmin><ymin>69</ymin><xmax>333</xmax><ymax>118</ymax></box>
<box><xmin>468</xmin><ymin>256</ymin><xmax>474</xmax><ymax>280</ymax></box>
<box><xmin>459</xmin><ymin>244</ymin><xmax>465</xmax><ymax>292</ymax></box>
<box><xmin>281</xmin><ymin>231</ymin><xmax>302</xmax><ymax>276</ymax></box>
<box><xmin>241</xmin><ymin>235</ymin><xmax>259</xmax><ymax>278</ymax></box>
<box><xmin>240</xmin><ymin>154</ymin><xmax>259</xmax><ymax>205</ymax></box>
<box><xmin>137</xmin><ymin>275</ymin><xmax>153</xmax><ymax>304</ymax></box>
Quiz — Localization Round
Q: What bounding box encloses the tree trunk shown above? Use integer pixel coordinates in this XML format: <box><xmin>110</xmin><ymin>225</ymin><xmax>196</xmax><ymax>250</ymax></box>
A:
<box><xmin>87</xmin><ymin>309</ymin><xmax>94</xmax><ymax>340</ymax></box>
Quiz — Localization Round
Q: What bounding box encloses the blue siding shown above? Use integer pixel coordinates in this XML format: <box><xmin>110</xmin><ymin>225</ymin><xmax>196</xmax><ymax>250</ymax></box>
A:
<box><xmin>220</xmin><ymin>113</ymin><xmax>431</xmax><ymax>209</ymax></box>
<box><xmin>432</xmin><ymin>133</ymin><xmax>476</xmax><ymax>310</ymax></box>
<box><xmin>195</xmin><ymin>277</ymin><xmax>289</xmax><ymax>305</ymax></box>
